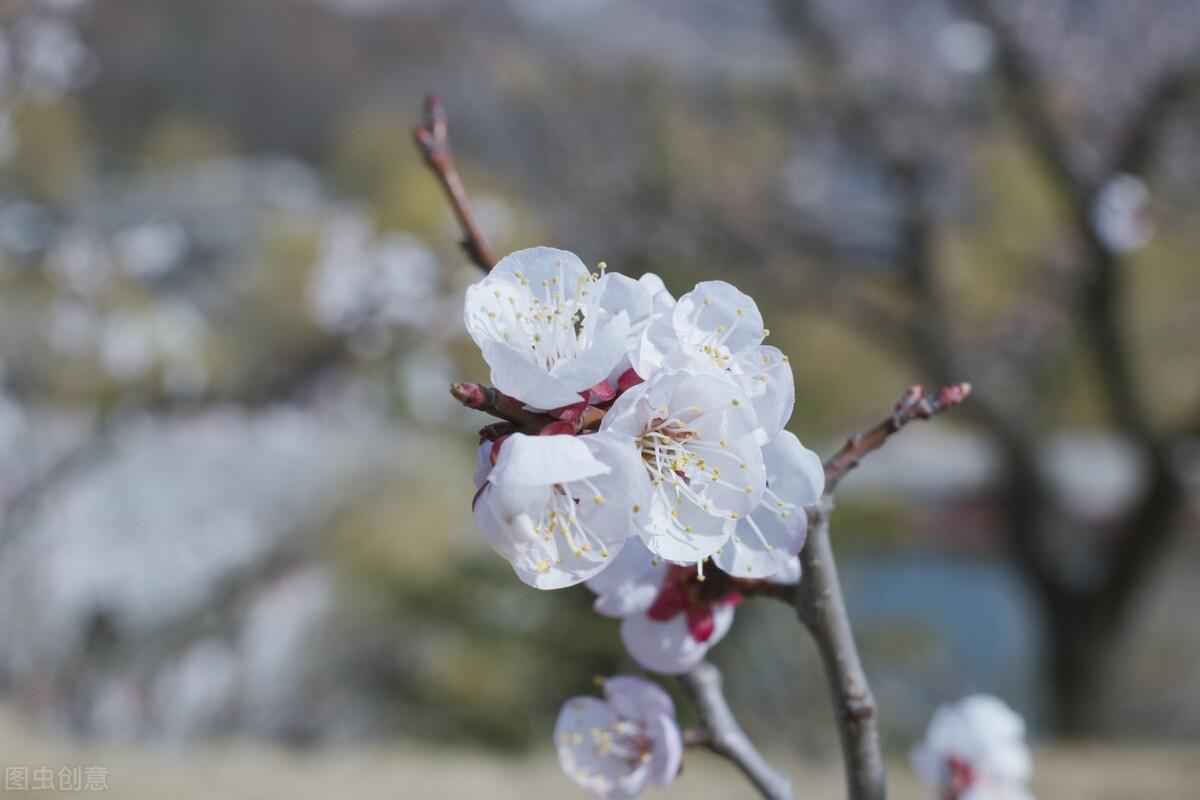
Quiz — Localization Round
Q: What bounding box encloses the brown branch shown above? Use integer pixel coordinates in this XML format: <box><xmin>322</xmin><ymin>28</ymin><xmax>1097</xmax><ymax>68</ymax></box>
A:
<box><xmin>787</xmin><ymin>382</ymin><xmax>972</xmax><ymax>800</ymax></box>
<box><xmin>795</xmin><ymin>499</ymin><xmax>884</xmax><ymax>800</ymax></box>
<box><xmin>412</xmin><ymin>93</ymin><xmax>499</xmax><ymax>272</ymax></box>
<box><xmin>680</xmin><ymin>662</ymin><xmax>794</xmax><ymax>800</ymax></box>
<box><xmin>824</xmin><ymin>383</ymin><xmax>972</xmax><ymax>494</ymax></box>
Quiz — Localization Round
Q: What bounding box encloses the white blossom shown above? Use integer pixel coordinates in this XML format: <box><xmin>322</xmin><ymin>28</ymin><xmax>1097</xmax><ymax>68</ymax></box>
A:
<box><xmin>555</xmin><ymin>675</ymin><xmax>682</xmax><ymax>798</ymax></box>
<box><xmin>911</xmin><ymin>695</ymin><xmax>1035</xmax><ymax>800</ymax></box>
<box><xmin>113</xmin><ymin>220</ymin><xmax>188</xmax><ymax>279</ymax></box>
<box><xmin>473</xmin><ymin>432</ymin><xmax>648</xmax><ymax>589</ymax></box>
<box><xmin>633</xmin><ymin>280</ymin><xmax>794</xmax><ymax>441</ymax></box>
<box><xmin>601</xmin><ymin>367</ymin><xmax>765</xmax><ymax>567</ymax></box>
<box><xmin>587</xmin><ymin>538</ymin><xmax>744</xmax><ymax>675</ymax></box>
<box><xmin>464</xmin><ymin>247</ymin><xmax>640</xmax><ymax>410</ymax></box>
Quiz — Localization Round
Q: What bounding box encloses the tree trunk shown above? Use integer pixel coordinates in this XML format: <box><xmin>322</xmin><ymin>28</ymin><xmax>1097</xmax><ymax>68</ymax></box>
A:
<box><xmin>1045</xmin><ymin>602</ymin><xmax>1114</xmax><ymax>734</ymax></box>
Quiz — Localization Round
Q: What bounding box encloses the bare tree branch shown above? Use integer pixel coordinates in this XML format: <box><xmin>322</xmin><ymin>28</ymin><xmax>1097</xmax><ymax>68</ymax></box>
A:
<box><xmin>824</xmin><ymin>382</ymin><xmax>973</xmax><ymax>494</ymax></box>
<box><xmin>412</xmin><ymin>93</ymin><xmax>499</xmax><ymax>272</ymax></box>
<box><xmin>1109</xmin><ymin>65</ymin><xmax>1200</xmax><ymax>178</ymax></box>
<box><xmin>795</xmin><ymin>499</ymin><xmax>884</xmax><ymax>800</ymax></box>
<box><xmin>957</xmin><ymin>0</ymin><xmax>1089</xmax><ymax>200</ymax></box>
<box><xmin>681</xmin><ymin>662</ymin><xmax>795</xmax><ymax>800</ymax></box>
<box><xmin>790</xmin><ymin>383</ymin><xmax>971</xmax><ymax>800</ymax></box>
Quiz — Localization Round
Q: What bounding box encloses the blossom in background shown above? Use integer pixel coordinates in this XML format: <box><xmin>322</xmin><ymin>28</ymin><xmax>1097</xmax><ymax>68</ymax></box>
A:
<box><xmin>308</xmin><ymin>210</ymin><xmax>439</xmax><ymax>336</ymax></box>
<box><xmin>464</xmin><ymin>247</ymin><xmax>638</xmax><ymax>410</ymax></box>
<box><xmin>1090</xmin><ymin>173</ymin><xmax>1153</xmax><ymax>254</ymax></box>
<box><xmin>911</xmin><ymin>694</ymin><xmax>1035</xmax><ymax>800</ymax></box>
<box><xmin>555</xmin><ymin>675</ymin><xmax>682</xmax><ymax>798</ymax></box>
<box><xmin>473</xmin><ymin>432</ymin><xmax>646</xmax><ymax>589</ymax></box>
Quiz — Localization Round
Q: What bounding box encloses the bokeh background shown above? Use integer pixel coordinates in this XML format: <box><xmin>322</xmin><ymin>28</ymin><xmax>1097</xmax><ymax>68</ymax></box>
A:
<box><xmin>1</xmin><ymin>0</ymin><xmax>1198</xmax><ymax>797</ymax></box>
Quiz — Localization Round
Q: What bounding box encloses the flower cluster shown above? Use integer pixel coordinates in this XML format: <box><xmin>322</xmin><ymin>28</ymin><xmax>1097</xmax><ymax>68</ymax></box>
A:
<box><xmin>465</xmin><ymin>246</ymin><xmax>823</xmax><ymax>584</ymax></box>
<box><xmin>462</xmin><ymin>247</ymin><xmax>823</xmax><ymax>668</ymax></box>
<box><xmin>555</xmin><ymin>676</ymin><xmax>682</xmax><ymax>799</ymax></box>
<box><xmin>911</xmin><ymin>695</ymin><xmax>1036</xmax><ymax>800</ymax></box>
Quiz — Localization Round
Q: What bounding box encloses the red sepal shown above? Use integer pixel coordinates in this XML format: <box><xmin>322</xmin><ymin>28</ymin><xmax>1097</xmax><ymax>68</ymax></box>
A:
<box><xmin>617</xmin><ymin>368</ymin><xmax>644</xmax><ymax>393</ymax></box>
<box><xmin>686</xmin><ymin>603</ymin><xmax>716</xmax><ymax>643</ymax></box>
<box><xmin>539</xmin><ymin>421</ymin><xmax>576</xmax><ymax>436</ymax></box>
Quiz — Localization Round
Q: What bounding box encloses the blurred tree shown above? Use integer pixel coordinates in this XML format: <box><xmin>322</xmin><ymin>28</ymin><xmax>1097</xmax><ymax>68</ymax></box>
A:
<box><xmin>758</xmin><ymin>0</ymin><xmax>1200</xmax><ymax>734</ymax></box>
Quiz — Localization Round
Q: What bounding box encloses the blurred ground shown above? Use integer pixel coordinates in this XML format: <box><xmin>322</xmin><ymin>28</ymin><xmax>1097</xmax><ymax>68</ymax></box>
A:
<box><xmin>1</xmin><ymin>706</ymin><xmax>1195</xmax><ymax>799</ymax></box>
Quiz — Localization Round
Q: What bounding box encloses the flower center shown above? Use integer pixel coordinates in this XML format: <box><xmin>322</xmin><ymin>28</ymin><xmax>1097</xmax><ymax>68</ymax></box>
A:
<box><xmin>635</xmin><ymin>410</ymin><xmax>756</xmax><ymax>540</ymax></box>
<box><xmin>527</xmin><ymin>482</ymin><xmax>611</xmax><ymax>573</ymax></box>
<box><xmin>646</xmin><ymin>564</ymin><xmax>742</xmax><ymax>642</ymax></box>
<box><xmin>477</xmin><ymin>262</ymin><xmax>603</xmax><ymax>371</ymax></box>
<box><xmin>588</xmin><ymin>719</ymin><xmax>654</xmax><ymax>766</ymax></box>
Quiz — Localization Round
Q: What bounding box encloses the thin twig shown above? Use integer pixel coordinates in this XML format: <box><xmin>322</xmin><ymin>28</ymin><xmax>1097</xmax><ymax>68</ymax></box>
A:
<box><xmin>412</xmin><ymin>93</ymin><xmax>499</xmax><ymax>272</ymax></box>
<box><xmin>792</xmin><ymin>382</ymin><xmax>971</xmax><ymax>800</ymax></box>
<box><xmin>450</xmin><ymin>382</ymin><xmax>555</xmax><ymax>432</ymax></box>
<box><xmin>824</xmin><ymin>383</ymin><xmax>972</xmax><ymax>494</ymax></box>
<box><xmin>680</xmin><ymin>662</ymin><xmax>795</xmax><ymax>800</ymax></box>
<box><xmin>796</xmin><ymin>499</ymin><xmax>884</xmax><ymax>800</ymax></box>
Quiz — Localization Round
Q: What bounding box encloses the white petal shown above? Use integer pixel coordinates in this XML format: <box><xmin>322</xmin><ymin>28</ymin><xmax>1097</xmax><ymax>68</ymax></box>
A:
<box><xmin>618</xmin><ymin>603</ymin><xmax>735</xmax><ymax>675</ymax></box>
<box><xmin>555</xmin><ymin>696</ymin><xmax>648</xmax><ymax>799</ymax></box>
<box><xmin>587</xmin><ymin>538</ymin><xmax>667</xmax><ymax>618</ymax></box>
<box><xmin>731</xmin><ymin>345</ymin><xmax>795</xmax><ymax>440</ymax></box>
<box><xmin>596</xmin><ymin>272</ymin><xmax>654</xmax><ymax>328</ymax></box>
<box><xmin>599</xmin><ymin>379</ymin><xmax>655</xmax><ymax>438</ymax></box>
<box><xmin>909</xmin><ymin>743</ymin><xmax>941</xmax><ymax>787</ymax></box>
<box><xmin>763</xmin><ymin>430</ymin><xmax>825</xmax><ymax>508</ymax></box>
<box><xmin>489</xmin><ymin>433</ymin><xmax>609</xmax><ymax>488</ymax></box>
<box><xmin>673</xmin><ymin>280</ymin><xmax>765</xmax><ymax>357</ymax></box>
<box><xmin>474</xmin><ymin>479</ymin><xmax>622</xmax><ymax>590</ymax></box>
<box><xmin>603</xmin><ymin>675</ymin><xmax>676</xmax><ymax>725</ymax></box>
<box><xmin>480</xmin><ymin>338</ymin><xmax>590</xmax><ymax>409</ymax></box>
<box><xmin>772</xmin><ymin>556</ymin><xmax>803</xmax><ymax>585</ymax></box>
<box><xmin>647</xmin><ymin>713</ymin><xmax>683</xmax><ymax>787</ymax></box>
<box><xmin>549</xmin><ymin>310</ymin><xmax>630</xmax><ymax>386</ymax></box>
<box><xmin>494</xmin><ymin>246</ymin><xmax>589</xmax><ymax>287</ymax></box>
<box><xmin>713</xmin><ymin>500</ymin><xmax>806</xmax><ymax>579</ymax></box>
<box><xmin>509</xmin><ymin>541</ymin><xmax>627</xmax><ymax>590</ymax></box>
<box><xmin>630</xmin><ymin>301</ymin><xmax>681</xmax><ymax>380</ymax></box>
<box><xmin>639</xmin><ymin>488</ymin><xmax>731</xmax><ymax>564</ymax></box>
<box><xmin>571</xmin><ymin>433</ymin><xmax>648</xmax><ymax>550</ymax></box>
<box><xmin>637</xmin><ymin>272</ymin><xmax>670</xmax><ymax>300</ymax></box>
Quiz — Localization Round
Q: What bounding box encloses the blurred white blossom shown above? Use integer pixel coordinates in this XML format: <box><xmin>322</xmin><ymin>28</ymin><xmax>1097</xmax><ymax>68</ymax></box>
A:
<box><xmin>1091</xmin><ymin>173</ymin><xmax>1153</xmax><ymax>254</ymax></box>
<box><xmin>555</xmin><ymin>675</ymin><xmax>682</xmax><ymax>799</ymax></box>
<box><xmin>937</xmin><ymin>21</ymin><xmax>996</xmax><ymax>75</ymax></box>
<box><xmin>307</xmin><ymin>211</ymin><xmax>439</xmax><ymax>336</ymax></box>
<box><xmin>113</xmin><ymin>220</ymin><xmax>188</xmax><ymax>279</ymax></box>
<box><xmin>911</xmin><ymin>695</ymin><xmax>1035</xmax><ymax>800</ymax></box>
